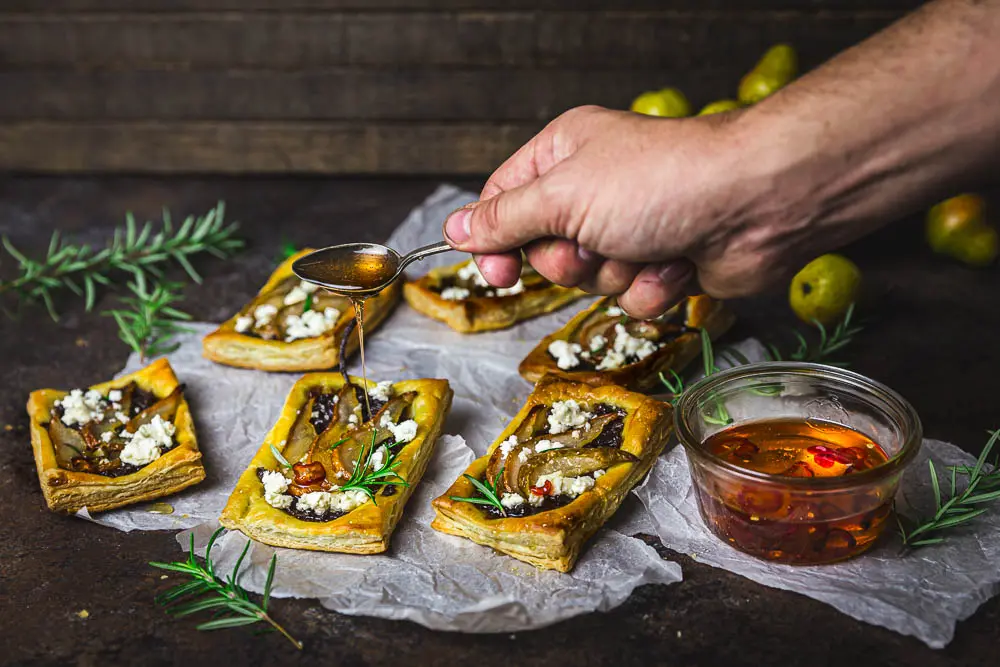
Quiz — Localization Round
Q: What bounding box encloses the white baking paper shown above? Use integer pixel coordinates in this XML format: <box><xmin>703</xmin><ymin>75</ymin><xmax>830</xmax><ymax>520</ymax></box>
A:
<box><xmin>81</xmin><ymin>184</ymin><xmax>1000</xmax><ymax>644</ymax></box>
<box><xmin>82</xmin><ymin>184</ymin><xmax>679</xmax><ymax>632</ymax></box>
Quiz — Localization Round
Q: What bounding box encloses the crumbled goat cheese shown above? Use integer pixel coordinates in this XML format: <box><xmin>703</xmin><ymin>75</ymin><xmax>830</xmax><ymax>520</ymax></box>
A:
<box><xmin>369</xmin><ymin>445</ymin><xmax>389</xmax><ymax>471</ymax></box>
<box><xmin>596</xmin><ymin>349</ymin><xmax>627</xmax><ymax>371</ymax></box>
<box><xmin>119</xmin><ymin>415</ymin><xmax>175</xmax><ymax>467</ymax></box>
<box><xmin>283</xmin><ymin>280</ymin><xmax>320</xmax><ymax>306</ymax></box>
<box><xmin>497</xmin><ymin>435</ymin><xmax>519</xmax><ymax>461</ymax></box>
<box><xmin>534</xmin><ymin>439</ymin><xmax>564</xmax><ymax>453</ymax></box>
<box><xmin>107</xmin><ymin>389</ymin><xmax>122</xmax><ymax>403</ymax></box>
<box><xmin>253</xmin><ymin>304</ymin><xmax>278</xmax><ymax>327</ymax></box>
<box><xmin>348</xmin><ymin>413</ymin><xmax>359</xmax><ymax>425</ymax></box>
<box><xmin>594</xmin><ymin>469</ymin><xmax>606</xmax><ymax>479</ymax></box>
<box><xmin>368</xmin><ymin>381</ymin><xmax>393</xmax><ymax>402</ymax></box>
<box><xmin>547</xmin><ymin>399</ymin><xmax>593</xmax><ymax>435</ymax></box>
<box><xmin>548</xmin><ymin>340</ymin><xmax>582</xmax><ymax>370</ymax></box>
<box><xmin>234</xmin><ymin>315</ymin><xmax>254</xmax><ymax>333</ymax></box>
<box><xmin>261</xmin><ymin>470</ymin><xmax>293</xmax><ymax>509</ymax></box>
<box><xmin>457</xmin><ymin>260</ymin><xmax>490</xmax><ymax>287</ymax></box>
<box><xmin>605</xmin><ymin>306</ymin><xmax>623</xmax><ymax>317</ymax></box>
<box><xmin>101</xmin><ymin>430</ymin><xmax>115</xmax><ymax>443</ymax></box>
<box><xmin>612</xmin><ymin>323</ymin><xmax>659</xmax><ymax>360</ymax></box>
<box><xmin>517</xmin><ymin>447</ymin><xmax>533</xmax><ymax>464</ymax></box>
<box><xmin>283</xmin><ymin>307</ymin><xmax>340</xmax><ymax>342</ymax></box>
<box><xmin>536</xmin><ymin>471</ymin><xmax>596</xmax><ymax>498</ymax></box>
<box><xmin>589</xmin><ymin>334</ymin><xmax>608</xmax><ymax>352</ymax></box>
<box><xmin>440</xmin><ymin>286</ymin><xmax>471</xmax><ymax>301</ymax></box>
<box><xmin>595</xmin><ymin>324</ymin><xmax>661</xmax><ymax>370</ymax></box>
<box><xmin>296</xmin><ymin>489</ymin><xmax>369</xmax><ymax>515</ymax></box>
<box><xmin>527</xmin><ymin>492</ymin><xmax>545</xmax><ymax>507</ymax></box>
<box><xmin>500</xmin><ymin>493</ymin><xmax>526</xmax><ymax>509</ymax></box>
<box><xmin>379</xmin><ymin>415</ymin><xmax>418</xmax><ymax>444</ymax></box>
<box><xmin>56</xmin><ymin>389</ymin><xmax>106</xmax><ymax>426</ymax></box>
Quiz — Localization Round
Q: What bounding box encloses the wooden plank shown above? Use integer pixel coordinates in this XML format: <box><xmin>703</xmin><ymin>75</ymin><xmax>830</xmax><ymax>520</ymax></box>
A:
<box><xmin>0</xmin><ymin>15</ymin><xmax>349</xmax><ymax>69</ymax></box>
<box><xmin>0</xmin><ymin>68</ymin><xmax>743</xmax><ymax>121</ymax></box>
<box><xmin>0</xmin><ymin>121</ymin><xmax>539</xmax><ymax>173</ymax></box>
<box><xmin>0</xmin><ymin>1</ymin><xmax>929</xmax><ymax>12</ymax></box>
<box><xmin>535</xmin><ymin>11</ymin><xmax>898</xmax><ymax>69</ymax></box>
<box><xmin>0</xmin><ymin>11</ymin><xmax>897</xmax><ymax>69</ymax></box>
<box><xmin>0</xmin><ymin>2</ymin><xmax>928</xmax><ymax>12</ymax></box>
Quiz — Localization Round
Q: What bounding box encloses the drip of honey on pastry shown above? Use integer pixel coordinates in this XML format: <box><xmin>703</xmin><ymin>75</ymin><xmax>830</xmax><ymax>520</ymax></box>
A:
<box><xmin>147</xmin><ymin>502</ymin><xmax>175</xmax><ymax>515</ymax></box>
<box><xmin>295</xmin><ymin>246</ymin><xmax>401</xmax><ymax>420</ymax></box>
<box><xmin>349</xmin><ymin>296</ymin><xmax>372</xmax><ymax>419</ymax></box>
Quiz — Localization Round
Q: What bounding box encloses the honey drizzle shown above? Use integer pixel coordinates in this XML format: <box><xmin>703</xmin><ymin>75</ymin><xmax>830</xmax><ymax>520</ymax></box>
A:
<box><xmin>350</xmin><ymin>296</ymin><xmax>372</xmax><ymax>419</ymax></box>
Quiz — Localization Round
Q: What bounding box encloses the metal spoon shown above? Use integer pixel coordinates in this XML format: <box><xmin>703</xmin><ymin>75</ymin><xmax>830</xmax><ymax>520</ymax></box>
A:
<box><xmin>291</xmin><ymin>241</ymin><xmax>453</xmax><ymax>297</ymax></box>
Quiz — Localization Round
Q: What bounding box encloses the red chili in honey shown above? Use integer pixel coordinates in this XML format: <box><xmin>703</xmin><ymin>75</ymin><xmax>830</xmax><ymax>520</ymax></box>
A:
<box><xmin>694</xmin><ymin>419</ymin><xmax>893</xmax><ymax>565</ymax></box>
<box><xmin>530</xmin><ymin>480</ymin><xmax>553</xmax><ymax>497</ymax></box>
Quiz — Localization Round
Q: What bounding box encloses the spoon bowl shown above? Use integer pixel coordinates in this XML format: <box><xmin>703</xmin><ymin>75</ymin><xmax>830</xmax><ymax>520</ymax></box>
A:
<box><xmin>292</xmin><ymin>241</ymin><xmax>453</xmax><ymax>297</ymax></box>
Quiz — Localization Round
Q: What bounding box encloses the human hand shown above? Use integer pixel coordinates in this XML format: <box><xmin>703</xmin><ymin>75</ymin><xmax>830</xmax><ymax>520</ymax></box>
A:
<box><xmin>442</xmin><ymin>105</ymin><xmax>810</xmax><ymax>318</ymax></box>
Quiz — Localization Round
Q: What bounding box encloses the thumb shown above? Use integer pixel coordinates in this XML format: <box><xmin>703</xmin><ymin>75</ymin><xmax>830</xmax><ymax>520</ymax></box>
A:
<box><xmin>443</xmin><ymin>180</ymin><xmax>558</xmax><ymax>254</ymax></box>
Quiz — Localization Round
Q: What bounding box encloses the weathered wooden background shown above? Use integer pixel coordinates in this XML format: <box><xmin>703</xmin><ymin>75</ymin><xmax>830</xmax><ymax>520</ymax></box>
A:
<box><xmin>0</xmin><ymin>0</ymin><xmax>926</xmax><ymax>174</ymax></box>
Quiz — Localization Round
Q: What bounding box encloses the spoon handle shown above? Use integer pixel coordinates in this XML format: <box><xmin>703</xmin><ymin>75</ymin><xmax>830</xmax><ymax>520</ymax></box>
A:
<box><xmin>396</xmin><ymin>241</ymin><xmax>454</xmax><ymax>272</ymax></box>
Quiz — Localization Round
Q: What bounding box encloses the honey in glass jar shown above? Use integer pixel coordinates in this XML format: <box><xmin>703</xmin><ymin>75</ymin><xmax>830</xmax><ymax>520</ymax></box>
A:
<box><xmin>694</xmin><ymin>419</ymin><xmax>893</xmax><ymax>564</ymax></box>
<box><xmin>676</xmin><ymin>363</ymin><xmax>922</xmax><ymax>566</ymax></box>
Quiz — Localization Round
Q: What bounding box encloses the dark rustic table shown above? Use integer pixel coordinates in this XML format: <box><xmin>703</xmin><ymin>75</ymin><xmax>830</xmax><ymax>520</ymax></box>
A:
<box><xmin>2</xmin><ymin>175</ymin><xmax>997</xmax><ymax>667</ymax></box>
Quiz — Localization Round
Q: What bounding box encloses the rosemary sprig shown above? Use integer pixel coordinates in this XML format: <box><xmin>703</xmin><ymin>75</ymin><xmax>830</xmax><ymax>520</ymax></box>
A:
<box><xmin>102</xmin><ymin>276</ymin><xmax>192</xmax><ymax>361</ymax></box>
<box><xmin>150</xmin><ymin>528</ymin><xmax>302</xmax><ymax>650</ymax></box>
<box><xmin>338</xmin><ymin>430</ymin><xmax>408</xmax><ymax>502</ymax></box>
<box><xmin>765</xmin><ymin>304</ymin><xmax>862</xmax><ymax>366</ymax></box>
<box><xmin>663</xmin><ymin>306</ymin><xmax>862</xmax><ymax>408</ymax></box>
<box><xmin>302</xmin><ymin>293</ymin><xmax>314</xmax><ymax>313</ymax></box>
<box><xmin>449</xmin><ymin>469</ymin><xmax>507</xmax><ymax>517</ymax></box>
<box><xmin>896</xmin><ymin>430</ymin><xmax>1000</xmax><ymax>548</ymax></box>
<box><xmin>0</xmin><ymin>202</ymin><xmax>242</xmax><ymax>320</ymax></box>
<box><xmin>658</xmin><ymin>328</ymin><xmax>719</xmax><ymax>406</ymax></box>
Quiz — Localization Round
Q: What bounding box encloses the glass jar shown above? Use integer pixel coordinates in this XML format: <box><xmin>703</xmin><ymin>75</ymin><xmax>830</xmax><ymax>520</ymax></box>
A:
<box><xmin>675</xmin><ymin>362</ymin><xmax>921</xmax><ymax>565</ymax></box>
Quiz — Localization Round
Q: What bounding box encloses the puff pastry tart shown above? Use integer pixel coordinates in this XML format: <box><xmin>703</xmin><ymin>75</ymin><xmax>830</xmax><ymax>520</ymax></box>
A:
<box><xmin>431</xmin><ymin>378</ymin><xmax>671</xmax><ymax>572</ymax></box>
<box><xmin>519</xmin><ymin>295</ymin><xmax>734</xmax><ymax>392</ymax></box>
<box><xmin>220</xmin><ymin>374</ymin><xmax>452</xmax><ymax>553</ymax></box>
<box><xmin>403</xmin><ymin>258</ymin><xmax>586</xmax><ymax>333</ymax></box>
<box><xmin>203</xmin><ymin>249</ymin><xmax>400</xmax><ymax>371</ymax></box>
<box><xmin>26</xmin><ymin>358</ymin><xmax>204</xmax><ymax>514</ymax></box>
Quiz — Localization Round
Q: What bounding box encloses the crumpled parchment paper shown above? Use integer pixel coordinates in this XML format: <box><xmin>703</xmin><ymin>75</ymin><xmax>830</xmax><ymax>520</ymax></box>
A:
<box><xmin>82</xmin><ymin>184</ymin><xmax>679</xmax><ymax>632</ymax></box>
<box><xmin>80</xmin><ymin>185</ymin><xmax>1000</xmax><ymax>644</ymax></box>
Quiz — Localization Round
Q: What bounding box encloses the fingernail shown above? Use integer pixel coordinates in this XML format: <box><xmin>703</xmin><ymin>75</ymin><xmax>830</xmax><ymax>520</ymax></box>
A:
<box><xmin>577</xmin><ymin>245</ymin><xmax>598</xmax><ymax>262</ymax></box>
<box><xmin>444</xmin><ymin>208</ymin><xmax>472</xmax><ymax>246</ymax></box>
<box><xmin>657</xmin><ymin>261</ymin><xmax>694</xmax><ymax>285</ymax></box>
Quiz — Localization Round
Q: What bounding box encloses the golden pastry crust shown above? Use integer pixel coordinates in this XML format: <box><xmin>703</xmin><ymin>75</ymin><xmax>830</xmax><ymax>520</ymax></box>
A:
<box><xmin>518</xmin><ymin>295</ymin><xmax>735</xmax><ymax>392</ymax></box>
<box><xmin>26</xmin><ymin>358</ymin><xmax>204</xmax><ymax>514</ymax></box>
<box><xmin>403</xmin><ymin>259</ymin><xmax>586</xmax><ymax>333</ymax></box>
<box><xmin>202</xmin><ymin>249</ymin><xmax>401</xmax><ymax>371</ymax></box>
<box><xmin>220</xmin><ymin>374</ymin><xmax>453</xmax><ymax>554</ymax></box>
<box><xmin>431</xmin><ymin>379</ymin><xmax>672</xmax><ymax>572</ymax></box>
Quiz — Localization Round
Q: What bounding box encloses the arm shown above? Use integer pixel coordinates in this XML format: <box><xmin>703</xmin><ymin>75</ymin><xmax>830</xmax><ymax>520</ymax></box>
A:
<box><xmin>443</xmin><ymin>0</ymin><xmax>1000</xmax><ymax>318</ymax></box>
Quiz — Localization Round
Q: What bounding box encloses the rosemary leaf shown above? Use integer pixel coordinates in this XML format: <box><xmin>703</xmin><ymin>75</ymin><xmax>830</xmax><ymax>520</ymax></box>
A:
<box><xmin>897</xmin><ymin>429</ymin><xmax>1000</xmax><ymax>548</ymax></box>
<box><xmin>0</xmin><ymin>202</ymin><xmax>242</xmax><ymax>320</ymax></box>
<box><xmin>269</xmin><ymin>444</ymin><xmax>292</xmax><ymax>470</ymax></box>
<box><xmin>150</xmin><ymin>527</ymin><xmax>302</xmax><ymax>649</ymax></box>
<box><xmin>449</xmin><ymin>471</ymin><xmax>507</xmax><ymax>516</ymax></box>
<box><xmin>102</xmin><ymin>278</ymin><xmax>193</xmax><ymax>361</ymax></box>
